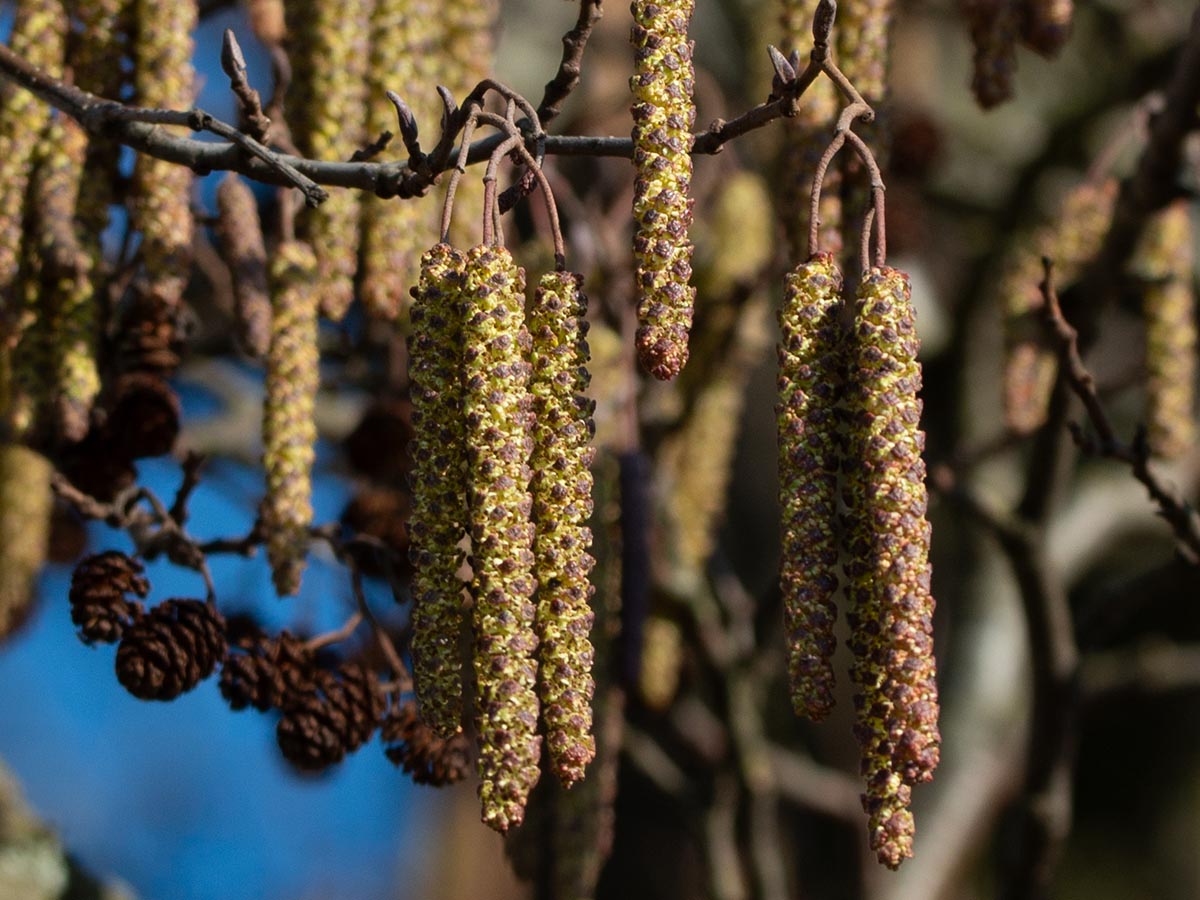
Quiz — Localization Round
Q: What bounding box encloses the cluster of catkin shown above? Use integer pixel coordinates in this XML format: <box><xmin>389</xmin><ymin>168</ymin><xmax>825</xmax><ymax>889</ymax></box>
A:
<box><xmin>407</xmin><ymin>242</ymin><xmax>597</xmax><ymax>832</ymax></box>
<box><xmin>778</xmin><ymin>254</ymin><xmax>939</xmax><ymax>869</ymax></box>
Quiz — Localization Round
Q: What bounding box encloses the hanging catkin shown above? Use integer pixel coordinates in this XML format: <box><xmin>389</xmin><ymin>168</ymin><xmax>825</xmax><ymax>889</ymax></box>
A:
<box><xmin>0</xmin><ymin>444</ymin><xmax>52</xmax><ymax>642</ymax></box>
<box><xmin>461</xmin><ymin>244</ymin><xmax>541</xmax><ymax>832</ymax></box>
<box><xmin>529</xmin><ymin>270</ymin><xmax>597</xmax><ymax>787</ymax></box>
<box><xmin>630</xmin><ymin>0</ymin><xmax>698</xmax><ymax>381</ymax></box>
<box><xmin>262</xmin><ymin>242</ymin><xmax>320</xmax><ymax>596</ymax></box>
<box><xmin>1002</xmin><ymin>178</ymin><xmax>1116</xmax><ymax>434</ymax></box>
<box><xmin>131</xmin><ymin>0</ymin><xmax>196</xmax><ymax>313</ymax></box>
<box><xmin>408</xmin><ymin>244</ymin><xmax>470</xmax><ymax>737</ymax></box>
<box><xmin>777</xmin><ymin>254</ymin><xmax>844</xmax><ymax>721</ymax></box>
<box><xmin>843</xmin><ymin>266</ymin><xmax>939</xmax><ymax>869</ymax></box>
<box><xmin>962</xmin><ymin>0</ymin><xmax>1020</xmax><ymax>108</ymax></box>
<box><xmin>1131</xmin><ymin>201</ymin><xmax>1196</xmax><ymax>460</ymax></box>
<box><xmin>360</xmin><ymin>0</ymin><xmax>439</xmax><ymax>321</ymax></box>
<box><xmin>287</xmin><ymin>0</ymin><xmax>372</xmax><ymax>320</ymax></box>
<box><xmin>215</xmin><ymin>174</ymin><xmax>272</xmax><ymax>358</ymax></box>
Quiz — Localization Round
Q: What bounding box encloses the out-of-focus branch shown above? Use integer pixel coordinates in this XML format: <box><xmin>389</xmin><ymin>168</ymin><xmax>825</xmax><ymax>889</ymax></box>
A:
<box><xmin>537</xmin><ymin>0</ymin><xmax>603</xmax><ymax>125</ymax></box>
<box><xmin>1082</xmin><ymin>641</ymin><xmax>1200</xmax><ymax>698</ymax></box>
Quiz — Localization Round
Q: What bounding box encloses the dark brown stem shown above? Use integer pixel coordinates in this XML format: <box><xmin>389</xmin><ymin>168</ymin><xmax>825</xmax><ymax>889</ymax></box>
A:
<box><xmin>538</xmin><ymin>0</ymin><xmax>603</xmax><ymax>124</ymax></box>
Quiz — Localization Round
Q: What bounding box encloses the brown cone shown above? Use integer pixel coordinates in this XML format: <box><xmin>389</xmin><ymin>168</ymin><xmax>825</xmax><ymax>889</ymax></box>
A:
<box><xmin>69</xmin><ymin>551</ymin><xmax>149</xmax><ymax>645</ymax></box>
<box><xmin>276</xmin><ymin>664</ymin><xmax>385</xmax><ymax>772</ymax></box>
<box><xmin>115</xmin><ymin>598</ymin><xmax>227</xmax><ymax>700</ymax></box>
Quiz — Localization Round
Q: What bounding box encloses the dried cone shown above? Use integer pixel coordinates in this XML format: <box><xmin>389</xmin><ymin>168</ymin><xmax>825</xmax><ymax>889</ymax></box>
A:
<box><xmin>407</xmin><ymin>244</ymin><xmax>470</xmax><ymax>736</ymax></box>
<box><xmin>287</xmin><ymin>0</ymin><xmax>371</xmax><ymax>320</ymax></box>
<box><xmin>262</xmin><ymin>242</ymin><xmax>319</xmax><ymax>596</ymax></box>
<box><xmin>131</xmin><ymin>0</ymin><xmax>196</xmax><ymax>313</ymax></box>
<box><xmin>69</xmin><ymin>551</ymin><xmax>148</xmax><ymax>645</ymax></box>
<box><xmin>382</xmin><ymin>700</ymin><xmax>472</xmax><ymax>786</ymax></box>
<box><xmin>359</xmin><ymin>0</ymin><xmax>439</xmax><ymax>321</ymax></box>
<box><xmin>1002</xmin><ymin>179</ymin><xmax>1117</xmax><ymax>434</ymax></box>
<box><xmin>962</xmin><ymin>0</ymin><xmax>1020</xmax><ymax>109</ymax></box>
<box><xmin>220</xmin><ymin>627</ymin><xmax>316</xmax><ymax>712</ymax></box>
<box><xmin>777</xmin><ymin>254</ymin><xmax>844</xmax><ymax>721</ymax></box>
<box><xmin>1131</xmin><ymin>202</ymin><xmax>1196</xmax><ymax>460</ymax></box>
<box><xmin>529</xmin><ymin>271</ymin><xmax>597</xmax><ymax>786</ymax></box>
<box><xmin>843</xmin><ymin>267</ymin><xmax>939</xmax><ymax>869</ymax></box>
<box><xmin>215</xmin><ymin>175</ymin><xmax>272</xmax><ymax>358</ymax></box>
<box><xmin>1020</xmin><ymin>0</ymin><xmax>1073</xmax><ymax>57</ymax></box>
<box><xmin>0</xmin><ymin>445</ymin><xmax>52</xmax><ymax>642</ymax></box>
<box><xmin>115</xmin><ymin>598</ymin><xmax>226</xmax><ymax>701</ymax></box>
<box><xmin>276</xmin><ymin>664</ymin><xmax>385</xmax><ymax>772</ymax></box>
<box><xmin>630</xmin><ymin>0</ymin><xmax>698</xmax><ymax>381</ymax></box>
<box><xmin>462</xmin><ymin>244</ymin><xmax>541</xmax><ymax>832</ymax></box>
<box><xmin>0</xmin><ymin>0</ymin><xmax>66</xmax><ymax>307</ymax></box>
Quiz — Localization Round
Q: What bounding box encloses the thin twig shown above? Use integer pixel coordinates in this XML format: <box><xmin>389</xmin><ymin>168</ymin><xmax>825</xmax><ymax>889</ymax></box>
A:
<box><xmin>220</xmin><ymin>29</ymin><xmax>271</xmax><ymax>142</ymax></box>
<box><xmin>537</xmin><ymin>0</ymin><xmax>604</xmax><ymax>124</ymax></box>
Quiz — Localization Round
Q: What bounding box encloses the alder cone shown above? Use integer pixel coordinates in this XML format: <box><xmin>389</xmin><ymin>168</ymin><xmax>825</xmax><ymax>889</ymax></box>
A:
<box><xmin>70</xmin><ymin>550</ymin><xmax>148</xmax><ymax>645</ymax></box>
<box><xmin>276</xmin><ymin>664</ymin><xmax>385</xmax><ymax>772</ymax></box>
<box><xmin>382</xmin><ymin>700</ymin><xmax>472</xmax><ymax>786</ymax></box>
<box><xmin>220</xmin><ymin>627</ymin><xmax>316</xmax><ymax>712</ymax></box>
<box><xmin>115</xmin><ymin>598</ymin><xmax>226</xmax><ymax>701</ymax></box>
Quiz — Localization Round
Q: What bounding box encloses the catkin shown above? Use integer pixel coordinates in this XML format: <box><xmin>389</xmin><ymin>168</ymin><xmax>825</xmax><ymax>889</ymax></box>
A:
<box><xmin>529</xmin><ymin>270</ymin><xmax>597</xmax><ymax>787</ymax></box>
<box><xmin>1002</xmin><ymin>179</ymin><xmax>1117</xmax><ymax>434</ymax></box>
<box><xmin>1131</xmin><ymin>202</ymin><xmax>1196</xmax><ymax>460</ymax></box>
<box><xmin>0</xmin><ymin>444</ymin><xmax>52</xmax><ymax>642</ymax></box>
<box><xmin>843</xmin><ymin>267</ymin><xmax>939</xmax><ymax>869</ymax></box>
<box><xmin>777</xmin><ymin>254</ymin><xmax>844</xmax><ymax>721</ymax></box>
<box><xmin>34</xmin><ymin>117</ymin><xmax>99</xmax><ymax>442</ymax></box>
<box><xmin>287</xmin><ymin>0</ymin><xmax>372</xmax><ymax>320</ymax></box>
<box><xmin>131</xmin><ymin>0</ymin><xmax>196</xmax><ymax>312</ymax></box>
<box><xmin>0</xmin><ymin>0</ymin><xmax>66</xmax><ymax>307</ymax></box>
<box><xmin>360</xmin><ymin>0</ymin><xmax>439</xmax><ymax>321</ymax></box>
<box><xmin>962</xmin><ymin>0</ymin><xmax>1020</xmax><ymax>108</ymax></box>
<box><xmin>836</xmin><ymin>0</ymin><xmax>893</xmax><ymax>105</ymax></box>
<box><xmin>215</xmin><ymin>175</ymin><xmax>272</xmax><ymax>358</ymax></box>
<box><xmin>262</xmin><ymin>242</ymin><xmax>319</xmax><ymax>597</ymax></box>
<box><xmin>408</xmin><ymin>244</ymin><xmax>470</xmax><ymax>737</ymax></box>
<box><xmin>461</xmin><ymin>244</ymin><xmax>541</xmax><ymax>833</ymax></box>
<box><xmin>630</xmin><ymin>0</ymin><xmax>698</xmax><ymax>381</ymax></box>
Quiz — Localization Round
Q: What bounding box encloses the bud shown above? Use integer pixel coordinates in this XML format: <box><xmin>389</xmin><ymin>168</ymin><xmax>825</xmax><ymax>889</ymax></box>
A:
<box><xmin>0</xmin><ymin>445</ymin><xmax>52</xmax><ymax>642</ymax></box>
<box><xmin>1131</xmin><ymin>202</ymin><xmax>1196</xmax><ymax>460</ymax></box>
<box><xmin>778</xmin><ymin>254</ymin><xmax>844</xmax><ymax>721</ymax></box>
<box><xmin>529</xmin><ymin>270</ymin><xmax>597</xmax><ymax>786</ymax></box>
<box><xmin>842</xmin><ymin>266</ymin><xmax>939</xmax><ymax>869</ymax></box>
<box><xmin>630</xmin><ymin>0</ymin><xmax>698</xmax><ymax>381</ymax></box>
<box><xmin>407</xmin><ymin>244</ymin><xmax>470</xmax><ymax>737</ymax></box>
<box><xmin>262</xmin><ymin>241</ymin><xmax>320</xmax><ymax>596</ymax></box>
<box><xmin>1003</xmin><ymin>178</ymin><xmax>1117</xmax><ymax>433</ymax></box>
<box><xmin>462</xmin><ymin>244</ymin><xmax>541</xmax><ymax>832</ymax></box>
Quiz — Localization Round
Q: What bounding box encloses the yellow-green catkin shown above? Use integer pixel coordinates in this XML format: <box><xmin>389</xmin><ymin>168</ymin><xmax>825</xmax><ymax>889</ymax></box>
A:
<box><xmin>0</xmin><ymin>0</ymin><xmax>66</xmax><ymax>309</ymax></box>
<box><xmin>247</xmin><ymin>0</ymin><xmax>286</xmax><ymax>45</ymax></box>
<box><xmin>529</xmin><ymin>270</ymin><xmax>597</xmax><ymax>787</ymax></box>
<box><xmin>131</xmin><ymin>0</ymin><xmax>196</xmax><ymax>313</ymax></box>
<box><xmin>630</xmin><ymin>0</ymin><xmax>697</xmax><ymax>382</ymax></box>
<box><xmin>777</xmin><ymin>0</ymin><xmax>842</xmax><ymax>260</ymax></box>
<box><xmin>1131</xmin><ymin>201</ymin><xmax>1196</xmax><ymax>460</ymax></box>
<box><xmin>778</xmin><ymin>254</ymin><xmax>844</xmax><ymax>721</ymax></box>
<box><xmin>638</xmin><ymin>614</ymin><xmax>683</xmax><ymax>711</ymax></box>
<box><xmin>262</xmin><ymin>242</ymin><xmax>319</xmax><ymax>597</ymax></box>
<box><xmin>1020</xmin><ymin>0</ymin><xmax>1073</xmax><ymax>57</ymax></box>
<box><xmin>359</xmin><ymin>0</ymin><xmax>439</xmax><ymax>322</ymax></box>
<box><xmin>962</xmin><ymin>0</ymin><xmax>1020</xmax><ymax>108</ymax></box>
<box><xmin>1002</xmin><ymin>178</ymin><xmax>1117</xmax><ymax>434</ymax></box>
<box><xmin>462</xmin><ymin>244</ymin><xmax>541</xmax><ymax>833</ymax></box>
<box><xmin>34</xmin><ymin>117</ymin><xmax>99</xmax><ymax>442</ymax></box>
<box><xmin>408</xmin><ymin>244</ymin><xmax>470</xmax><ymax>737</ymax></box>
<box><xmin>7</xmin><ymin>224</ymin><xmax>48</xmax><ymax>438</ymax></box>
<box><xmin>843</xmin><ymin>267</ymin><xmax>939</xmax><ymax>870</ymax></box>
<box><xmin>215</xmin><ymin>174</ymin><xmax>272</xmax><ymax>358</ymax></box>
<box><xmin>0</xmin><ymin>444</ymin><xmax>52</xmax><ymax>642</ymax></box>
<box><xmin>439</xmin><ymin>0</ymin><xmax>497</xmax><ymax>250</ymax></box>
<box><xmin>288</xmin><ymin>0</ymin><xmax>372</xmax><ymax>321</ymax></box>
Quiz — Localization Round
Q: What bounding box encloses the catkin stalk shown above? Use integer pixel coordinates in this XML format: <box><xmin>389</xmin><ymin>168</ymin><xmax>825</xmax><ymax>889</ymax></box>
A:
<box><xmin>215</xmin><ymin>175</ymin><xmax>272</xmax><ymax>358</ymax></box>
<box><xmin>262</xmin><ymin>242</ymin><xmax>320</xmax><ymax>596</ymax></box>
<box><xmin>462</xmin><ymin>244</ymin><xmax>541</xmax><ymax>833</ymax></box>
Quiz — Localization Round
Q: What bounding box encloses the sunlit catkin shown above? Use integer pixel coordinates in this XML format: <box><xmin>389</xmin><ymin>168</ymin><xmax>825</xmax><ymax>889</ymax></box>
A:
<box><xmin>529</xmin><ymin>270</ymin><xmax>597</xmax><ymax>786</ymax></box>
<box><xmin>462</xmin><ymin>245</ymin><xmax>541</xmax><ymax>832</ymax></box>
<box><xmin>288</xmin><ymin>0</ymin><xmax>371</xmax><ymax>320</ymax></box>
<box><xmin>0</xmin><ymin>0</ymin><xmax>66</xmax><ymax>306</ymax></box>
<box><xmin>131</xmin><ymin>0</ymin><xmax>196</xmax><ymax>312</ymax></box>
<box><xmin>1002</xmin><ymin>179</ymin><xmax>1116</xmax><ymax>434</ymax></box>
<box><xmin>33</xmin><ymin>117</ymin><xmax>99</xmax><ymax>442</ymax></box>
<box><xmin>777</xmin><ymin>254</ymin><xmax>844</xmax><ymax>721</ymax></box>
<box><xmin>215</xmin><ymin>175</ymin><xmax>272</xmax><ymax>358</ymax></box>
<box><xmin>262</xmin><ymin>242</ymin><xmax>319</xmax><ymax>597</ymax></box>
<box><xmin>630</xmin><ymin>0</ymin><xmax>697</xmax><ymax>381</ymax></box>
<box><xmin>836</xmin><ymin>0</ymin><xmax>893</xmax><ymax>105</ymax></box>
<box><xmin>408</xmin><ymin>244</ymin><xmax>470</xmax><ymax>737</ymax></box>
<box><xmin>360</xmin><ymin>0</ymin><xmax>439</xmax><ymax>321</ymax></box>
<box><xmin>843</xmin><ymin>267</ymin><xmax>939</xmax><ymax>869</ymax></box>
<box><xmin>1131</xmin><ymin>202</ymin><xmax>1196</xmax><ymax>460</ymax></box>
<box><xmin>0</xmin><ymin>444</ymin><xmax>52</xmax><ymax>642</ymax></box>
